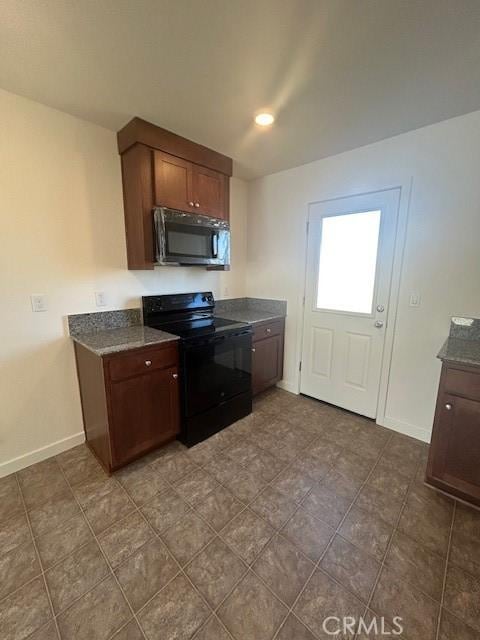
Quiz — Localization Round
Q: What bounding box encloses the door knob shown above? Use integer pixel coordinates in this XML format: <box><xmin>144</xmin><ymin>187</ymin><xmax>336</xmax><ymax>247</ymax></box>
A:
<box><xmin>145</xmin><ymin>360</ymin><xmax>152</xmax><ymax>367</ymax></box>
<box><xmin>445</xmin><ymin>403</ymin><xmax>452</xmax><ymax>410</ymax></box>
<box><xmin>376</xmin><ymin>305</ymin><xmax>385</xmax><ymax>312</ymax></box>
<box><xmin>188</xmin><ymin>201</ymin><xmax>194</xmax><ymax>207</ymax></box>
<box><xmin>194</xmin><ymin>202</ymin><xmax>200</xmax><ymax>208</ymax></box>
<box><xmin>251</xmin><ymin>348</ymin><xmax>256</xmax><ymax>353</ymax></box>
<box><xmin>172</xmin><ymin>373</ymin><xmax>179</xmax><ymax>379</ymax></box>
<box><xmin>374</xmin><ymin>321</ymin><xmax>384</xmax><ymax>328</ymax></box>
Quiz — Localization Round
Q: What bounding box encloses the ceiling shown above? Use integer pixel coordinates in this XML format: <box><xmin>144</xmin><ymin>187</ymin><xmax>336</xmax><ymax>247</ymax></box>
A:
<box><xmin>1</xmin><ymin>0</ymin><xmax>480</xmax><ymax>179</ymax></box>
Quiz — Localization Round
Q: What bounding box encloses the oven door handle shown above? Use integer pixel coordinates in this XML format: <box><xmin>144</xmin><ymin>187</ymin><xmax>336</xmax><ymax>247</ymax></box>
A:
<box><xmin>211</xmin><ymin>233</ymin><xmax>218</xmax><ymax>259</ymax></box>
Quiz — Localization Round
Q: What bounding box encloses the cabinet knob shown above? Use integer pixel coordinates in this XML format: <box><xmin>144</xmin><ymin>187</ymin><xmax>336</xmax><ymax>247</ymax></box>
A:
<box><xmin>172</xmin><ymin>373</ymin><xmax>179</xmax><ymax>379</ymax></box>
<box><xmin>251</xmin><ymin>347</ymin><xmax>256</xmax><ymax>353</ymax></box>
<box><xmin>445</xmin><ymin>403</ymin><xmax>452</xmax><ymax>410</ymax></box>
<box><xmin>266</xmin><ymin>328</ymin><xmax>271</xmax><ymax>334</ymax></box>
<box><xmin>194</xmin><ymin>202</ymin><xmax>200</xmax><ymax>208</ymax></box>
<box><xmin>145</xmin><ymin>360</ymin><xmax>152</xmax><ymax>367</ymax></box>
<box><xmin>188</xmin><ymin>201</ymin><xmax>194</xmax><ymax>207</ymax></box>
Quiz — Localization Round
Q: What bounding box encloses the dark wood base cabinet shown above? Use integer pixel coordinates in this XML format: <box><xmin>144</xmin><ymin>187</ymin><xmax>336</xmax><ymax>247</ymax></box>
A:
<box><xmin>426</xmin><ymin>361</ymin><xmax>480</xmax><ymax>507</ymax></box>
<box><xmin>74</xmin><ymin>341</ymin><xmax>180</xmax><ymax>473</ymax></box>
<box><xmin>252</xmin><ymin>319</ymin><xmax>285</xmax><ymax>396</ymax></box>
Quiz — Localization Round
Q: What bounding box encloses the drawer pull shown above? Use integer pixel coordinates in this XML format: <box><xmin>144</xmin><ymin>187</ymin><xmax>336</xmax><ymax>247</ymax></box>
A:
<box><xmin>145</xmin><ymin>360</ymin><xmax>152</xmax><ymax>367</ymax></box>
<box><xmin>172</xmin><ymin>373</ymin><xmax>179</xmax><ymax>379</ymax></box>
<box><xmin>445</xmin><ymin>403</ymin><xmax>452</xmax><ymax>411</ymax></box>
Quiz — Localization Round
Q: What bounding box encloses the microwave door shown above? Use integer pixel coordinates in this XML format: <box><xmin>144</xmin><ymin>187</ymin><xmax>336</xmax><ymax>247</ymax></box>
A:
<box><xmin>154</xmin><ymin>208</ymin><xmax>229</xmax><ymax>266</ymax></box>
<box><xmin>165</xmin><ymin>221</ymin><xmax>217</xmax><ymax>264</ymax></box>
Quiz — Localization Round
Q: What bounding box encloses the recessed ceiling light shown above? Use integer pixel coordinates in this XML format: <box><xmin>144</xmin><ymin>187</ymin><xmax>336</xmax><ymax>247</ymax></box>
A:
<box><xmin>255</xmin><ymin>112</ymin><xmax>275</xmax><ymax>126</ymax></box>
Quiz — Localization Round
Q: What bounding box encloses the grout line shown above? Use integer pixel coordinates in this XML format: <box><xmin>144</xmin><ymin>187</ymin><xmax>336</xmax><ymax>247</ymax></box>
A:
<box><xmin>9</xmin><ymin>393</ymin><xmax>425</xmax><ymax>640</ymax></box>
<box><xmin>54</xmin><ymin>462</ymin><xmax>151</xmax><ymax>640</ymax></box>
<box><xmin>269</xmin><ymin>432</ymin><xmax>396</xmax><ymax>640</ymax></box>
<box><xmin>435</xmin><ymin>500</ymin><xmax>456</xmax><ymax>640</ymax></box>
<box><xmin>14</xmin><ymin>473</ymin><xmax>63</xmax><ymax>640</ymax></box>
<box><xmin>358</xmin><ymin>451</ymin><xmax>439</xmax><ymax>639</ymax></box>
<box><xmin>120</xmin><ymin>405</ymin><xmax>331</xmax><ymax>637</ymax></box>
<box><xmin>119</xmin><ymin>405</ymin><xmax>393</xmax><ymax>640</ymax></box>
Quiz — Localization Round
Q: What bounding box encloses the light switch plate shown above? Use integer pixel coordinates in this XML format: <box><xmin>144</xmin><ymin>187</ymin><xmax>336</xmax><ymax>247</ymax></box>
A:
<box><xmin>31</xmin><ymin>294</ymin><xmax>47</xmax><ymax>312</ymax></box>
<box><xmin>409</xmin><ymin>293</ymin><xmax>421</xmax><ymax>307</ymax></box>
<box><xmin>95</xmin><ymin>291</ymin><xmax>107</xmax><ymax>307</ymax></box>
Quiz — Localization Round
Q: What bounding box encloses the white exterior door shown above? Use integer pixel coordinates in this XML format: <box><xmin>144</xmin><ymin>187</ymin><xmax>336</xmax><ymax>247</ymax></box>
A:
<box><xmin>300</xmin><ymin>189</ymin><xmax>400</xmax><ymax>418</ymax></box>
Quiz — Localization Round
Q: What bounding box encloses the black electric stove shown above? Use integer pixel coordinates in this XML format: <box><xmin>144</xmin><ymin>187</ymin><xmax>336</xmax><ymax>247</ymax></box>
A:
<box><xmin>143</xmin><ymin>292</ymin><xmax>252</xmax><ymax>447</ymax></box>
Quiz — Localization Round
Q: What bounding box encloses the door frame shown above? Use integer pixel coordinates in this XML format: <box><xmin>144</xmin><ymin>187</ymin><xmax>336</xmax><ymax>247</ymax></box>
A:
<box><xmin>295</xmin><ymin>182</ymin><xmax>412</xmax><ymax>427</ymax></box>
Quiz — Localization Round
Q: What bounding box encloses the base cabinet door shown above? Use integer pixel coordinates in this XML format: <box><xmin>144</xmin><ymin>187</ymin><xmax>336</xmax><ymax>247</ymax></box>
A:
<box><xmin>109</xmin><ymin>366</ymin><xmax>180</xmax><ymax>467</ymax></box>
<box><xmin>427</xmin><ymin>362</ymin><xmax>480</xmax><ymax>507</ymax></box>
<box><xmin>252</xmin><ymin>334</ymin><xmax>283</xmax><ymax>396</ymax></box>
<box><xmin>427</xmin><ymin>391</ymin><xmax>480</xmax><ymax>504</ymax></box>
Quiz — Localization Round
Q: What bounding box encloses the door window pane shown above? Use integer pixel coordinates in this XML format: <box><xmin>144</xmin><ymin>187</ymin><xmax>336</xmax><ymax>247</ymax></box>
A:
<box><xmin>316</xmin><ymin>210</ymin><xmax>381</xmax><ymax>313</ymax></box>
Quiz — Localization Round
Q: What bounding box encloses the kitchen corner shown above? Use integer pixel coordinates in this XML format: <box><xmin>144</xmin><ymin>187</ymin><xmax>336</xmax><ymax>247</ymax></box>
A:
<box><xmin>67</xmin><ymin>295</ymin><xmax>286</xmax><ymax>473</ymax></box>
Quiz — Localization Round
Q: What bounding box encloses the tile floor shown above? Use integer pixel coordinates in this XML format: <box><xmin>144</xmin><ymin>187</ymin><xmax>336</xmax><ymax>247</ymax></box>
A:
<box><xmin>1</xmin><ymin>388</ymin><xmax>479</xmax><ymax>640</ymax></box>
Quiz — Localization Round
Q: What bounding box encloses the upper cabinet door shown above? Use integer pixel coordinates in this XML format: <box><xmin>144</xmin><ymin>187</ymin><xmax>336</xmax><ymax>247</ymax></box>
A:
<box><xmin>153</xmin><ymin>150</ymin><xmax>195</xmax><ymax>212</ymax></box>
<box><xmin>192</xmin><ymin>164</ymin><xmax>229</xmax><ymax>219</ymax></box>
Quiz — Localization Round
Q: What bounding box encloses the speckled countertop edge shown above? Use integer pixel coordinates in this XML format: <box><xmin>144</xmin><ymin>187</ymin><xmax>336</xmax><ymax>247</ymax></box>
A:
<box><xmin>215</xmin><ymin>310</ymin><xmax>286</xmax><ymax>324</ymax></box>
<box><xmin>214</xmin><ymin>297</ymin><xmax>286</xmax><ymax>325</ymax></box>
<box><xmin>437</xmin><ymin>337</ymin><xmax>480</xmax><ymax>367</ymax></box>
<box><xmin>71</xmin><ymin>325</ymin><xmax>179</xmax><ymax>357</ymax></box>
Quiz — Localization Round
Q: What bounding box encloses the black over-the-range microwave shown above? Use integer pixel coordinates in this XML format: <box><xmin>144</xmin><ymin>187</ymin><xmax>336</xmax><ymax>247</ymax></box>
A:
<box><xmin>153</xmin><ymin>207</ymin><xmax>230</xmax><ymax>267</ymax></box>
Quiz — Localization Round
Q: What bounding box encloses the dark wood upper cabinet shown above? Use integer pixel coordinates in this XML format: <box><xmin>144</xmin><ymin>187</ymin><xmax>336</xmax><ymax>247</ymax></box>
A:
<box><xmin>192</xmin><ymin>164</ymin><xmax>229</xmax><ymax>219</ymax></box>
<box><xmin>118</xmin><ymin>117</ymin><xmax>232</xmax><ymax>270</ymax></box>
<box><xmin>153</xmin><ymin>150</ymin><xmax>195</xmax><ymax>212</ymax></box>
<box><xmin>426</xmin><ymin>362</ymin><xmax>480</xmax><ymax>507</ymax></box>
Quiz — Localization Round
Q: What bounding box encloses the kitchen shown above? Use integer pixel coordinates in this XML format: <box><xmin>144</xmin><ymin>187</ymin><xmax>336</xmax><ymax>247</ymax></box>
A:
<box><xmin>1</xmin><ymin>2</ymin><xmax>480</xmax><ymax>640</ymax></box>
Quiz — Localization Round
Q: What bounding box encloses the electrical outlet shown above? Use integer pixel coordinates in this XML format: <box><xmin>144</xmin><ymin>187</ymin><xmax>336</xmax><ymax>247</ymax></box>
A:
<box><xmin>409</xmin><ymin>293</ymin><xmax>421</xmax><ymax>307</ymax></box>
<box><xmin>95</xmin><ymin>291</ymin><xmax>107</xmax><ymax>307</ymax></box>
<box><xmin>31</xmin><ymin>294</ymin><xmax>48</xmax><ymax>312</ymax></box>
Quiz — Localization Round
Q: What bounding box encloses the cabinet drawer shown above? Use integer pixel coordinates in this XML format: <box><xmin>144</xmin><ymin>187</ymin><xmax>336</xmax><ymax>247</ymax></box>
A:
<box><xmin>253</xmin><ymin>320</ymin><xmax>283</xmax><ymax>343</ymax></box>
<box><xmin>108</xmin><ymin>344</ymin><xmax>177</xmax><ymax>382</ymax></box>
<box><xmin>444</xmin><ymin>366</ymin><xmax>480</xmax><ymax>401</ymax></box>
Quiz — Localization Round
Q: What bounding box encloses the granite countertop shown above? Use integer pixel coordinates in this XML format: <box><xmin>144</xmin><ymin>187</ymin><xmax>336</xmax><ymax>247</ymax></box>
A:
<box><xmin>214</xmin><ymin>297</ymin><xmax>286</xmax><ymax>326</ymax></box>
<box><xmin>68</xmin><ymin>299</ymin><xmax>286</xmax><ymax>355</ymax></box>
<box><xmin>437</xmin><ymin>337</ymin><xmax>480</xmax><ymax>367</ymax></box>
<box><xmin>215</xmin><ymin>308</ymin><xmax>285</xmax><ymax>324</ymax></box>
<box><xmin>437</xmin><ymin>317</ymin><xmax>480</xmax><ymax>367</ymax></box>
<box><xmin>71</xmin><ymin>326</ymin><xmax>179</xmax><ymax>356</ymax></box>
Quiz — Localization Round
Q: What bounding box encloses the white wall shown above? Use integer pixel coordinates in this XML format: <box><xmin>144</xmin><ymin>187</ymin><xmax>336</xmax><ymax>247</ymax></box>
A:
<box><xmin>247</xmin><ymin>110</ymin><xmax>480</xmax><ymax>442</ymax></box>
<box><xmin>0</xmin><ymin>89</ymin><xmax>247</xmax><ymax>476</ymax></box>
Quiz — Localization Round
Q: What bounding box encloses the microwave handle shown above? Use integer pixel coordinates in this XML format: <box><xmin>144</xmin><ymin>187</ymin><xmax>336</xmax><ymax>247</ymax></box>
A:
<box><xmin>211</xmin><ymin>233</ymin><xmax>218</xmax><ymax>258</ymax></box>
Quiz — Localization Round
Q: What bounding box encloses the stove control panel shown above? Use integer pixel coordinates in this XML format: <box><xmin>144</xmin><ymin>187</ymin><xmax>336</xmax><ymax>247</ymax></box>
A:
<box><xmin>142</xmin><ymin>291</ymin><xmax>215</xmax><ymax>319</ymax></box>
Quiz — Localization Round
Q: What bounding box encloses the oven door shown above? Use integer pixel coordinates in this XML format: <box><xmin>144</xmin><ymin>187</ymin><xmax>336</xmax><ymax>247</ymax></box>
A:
<box><xmin>154</xmin><ymin>208</ymin><xmax>230</xmax><ymax>266</ymax></box>
<box><xmin>182</xmin><ymin>331</ymin><xmax>252</xmax><ymax>417</ymax></box>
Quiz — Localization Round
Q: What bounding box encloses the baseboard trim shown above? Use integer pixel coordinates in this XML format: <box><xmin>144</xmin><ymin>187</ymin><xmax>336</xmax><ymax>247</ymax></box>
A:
<box><xmin>0</xmin><ymin>431</ymin><xmax>85</xmax><ymax>478</ymax></box>
<box><xmin>276</xmin><ymin>383</ymin><xmax>431</xmax><ymax>444</ymax></box>
<box><xmin>378</xmin><ymin>416</ymin><xmax>431</xmax><ymax>444</ymax></box>
<box><xmin>276</xmin><ymin>380</ymin><xmax>298</xmax><ymax>394</ymax></box>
